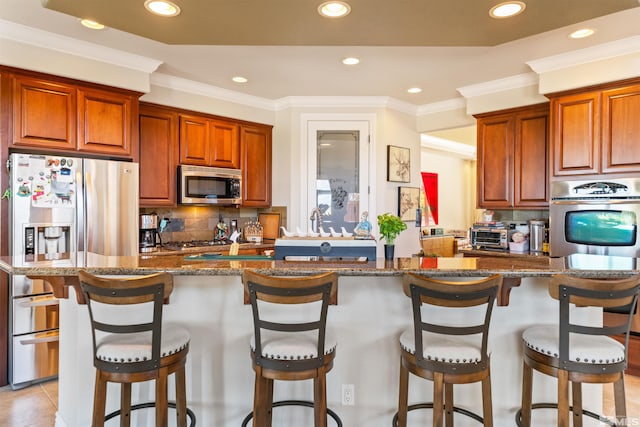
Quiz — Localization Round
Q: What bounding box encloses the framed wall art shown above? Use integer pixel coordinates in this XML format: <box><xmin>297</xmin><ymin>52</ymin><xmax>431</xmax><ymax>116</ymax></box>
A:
<box><xmin>398</xmin><ymin>186</ymin><xmax>420</xmax><ymax>222</ymax></box>
<box><xmin>387</xmin><ymin>145</ymin><xmax>410</xmax><ymax>183</ymax></box>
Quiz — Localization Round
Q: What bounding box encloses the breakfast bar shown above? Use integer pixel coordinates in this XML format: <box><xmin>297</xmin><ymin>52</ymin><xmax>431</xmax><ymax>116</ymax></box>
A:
<box><xmin>1</xmin><ymin>253</ymin><xmax>634</xmax><ymax>427</ymax></box>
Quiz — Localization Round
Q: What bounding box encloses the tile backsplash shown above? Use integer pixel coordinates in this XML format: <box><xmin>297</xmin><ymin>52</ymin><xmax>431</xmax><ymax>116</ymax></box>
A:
<box><xmin>140</xmin><ymin>206</ymin><xmax>287</xmax><ymax>243</ymax></box>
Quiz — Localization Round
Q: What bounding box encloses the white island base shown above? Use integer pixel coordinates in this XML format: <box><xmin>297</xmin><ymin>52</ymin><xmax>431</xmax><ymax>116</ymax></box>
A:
<box><xmin>55</xmin><ymin>275</ymin><xmax>604</xmax><ymax>426</ymax></box>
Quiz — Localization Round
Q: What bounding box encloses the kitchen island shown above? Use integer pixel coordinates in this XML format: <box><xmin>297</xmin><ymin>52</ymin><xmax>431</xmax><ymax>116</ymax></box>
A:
<box><xmin>1</xmin><ymin>253</ymin><xmax>634</xmax><ymax>427</ymax></box>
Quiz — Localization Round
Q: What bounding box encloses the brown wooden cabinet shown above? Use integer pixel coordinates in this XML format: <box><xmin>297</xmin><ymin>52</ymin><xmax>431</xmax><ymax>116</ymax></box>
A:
<box><xmin>139</xmin><ymin>104</ymin><xmax>179</xmax><ymax>207</ymax></box>
<box><xmin>475</xmin><ymin>103</ymin><xmax>549</xmax><ymax>209</ymax></box>
<box><xmin>241</xmin><ymin>124</ymin><xmax>272</xmax><ymax>207</ymax></box>
<box><xmin>11</xmin><ymin>75</ymin><xmax>77</xmax><ymax>151</ymax></box>
<box><xmin>9</xmin><ymin>70</ymin><xmax>139</xmax><ymax>158</ymax></box>
<box><xmin>549</xmin><ymin>78</ymin><xmax>640</xmax><ymax>177</ymax></box>
<box><xmin>77</xmin><ymin>87</ymin><xmax>136</xmax><ymax>157</ymax></box>
<box><xmin>179</xmin><ymin>114</ymin><xmax>240</xmax><ymax>169</ymax></box>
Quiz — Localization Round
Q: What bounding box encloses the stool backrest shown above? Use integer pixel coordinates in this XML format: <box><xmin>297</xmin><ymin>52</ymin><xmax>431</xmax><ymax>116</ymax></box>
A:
<box><xmin>402</xmin><ymin>273</ymin><xmax>502</xmax><ymax>374</ymax></box>
<box><xmin>548</xmin><ymin>274</ymin><xmax>640</xmax><ymax>373</ymax></box>
<box><xmin>242</xmin><ymin>269</ymin><xmax>338</xmax><ymax>371</ymax></box>
<box><xmin>78</xmin><ymin>270</ymin><xmax>174</xmax><ymax>374</ymax></box>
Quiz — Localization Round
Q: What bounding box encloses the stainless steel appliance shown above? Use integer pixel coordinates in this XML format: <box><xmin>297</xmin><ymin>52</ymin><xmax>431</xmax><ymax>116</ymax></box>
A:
<box><xmin>470</xmin><ymin>227</ymin><xmax>509</xmax><ymax>250</ymax></box>
<box><xmin>139</xmin><ymin>213</ymin><xmax>161</xmax><ymax>252</ymax></box>
<box><xmin>178</xmin><ymin>165</ymin><xmax>241</xmax><ymax>205</ymax></box>
<box><xmin>549</xmin><ymin>178</ymin><xmax>640</xmax><ymax>258</ymax></box>
<box><xmin>528</xmin><ymin>220</ymin><xmax>546</xmax><ymax>253</ymax></box>
<box><xmin>8</xmin><ymin>153</ymin><xmax>139</xmax><ymax>388</ymax></box>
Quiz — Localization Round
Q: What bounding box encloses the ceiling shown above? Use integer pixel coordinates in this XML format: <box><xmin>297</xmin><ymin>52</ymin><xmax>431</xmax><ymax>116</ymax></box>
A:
<box><xmin>1</xmin><ymin>0</ymin><xmax>640</xmax><ymax>106</ymax></box>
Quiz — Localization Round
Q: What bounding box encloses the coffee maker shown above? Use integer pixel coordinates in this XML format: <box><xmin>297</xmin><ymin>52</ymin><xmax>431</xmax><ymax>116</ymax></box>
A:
<box><xmin>139</xmin><ymin>213</ymin><xmax>161</xmax><ymax>252</ymax></box>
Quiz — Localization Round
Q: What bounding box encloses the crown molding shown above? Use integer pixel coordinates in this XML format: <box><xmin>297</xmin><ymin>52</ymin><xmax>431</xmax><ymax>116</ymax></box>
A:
<box><xmin>457</xmin><ymin>72</ymin><xmax>539</xmax><ymax>98</ymax></box>
<box><xmin>527</xmin><ymin>35</ymin><xmax>640</xmax><ymax>73</ymax></box>
<box><xmin>420</xmin><ymin>133</ymin><xmax>476</xmax><ymax>160</ymax></box>
<box><xmin>274</xmin><ymin>95</ymin><xmax>418</xmax><ymax>115</ymax></box>
<box><xmin>151</xmin><ymin>72</ymin><xmax>275</xmax><ymax>110</ymax></box>
<box><xmin>0</xmin><ymin>18</ymin><xmax>162</xmax><ymax>73</ymax></box>
<box><xmin>416</xmin><ymin>98</ymin><xmax>466</xmax><ymax>115</ymax></box>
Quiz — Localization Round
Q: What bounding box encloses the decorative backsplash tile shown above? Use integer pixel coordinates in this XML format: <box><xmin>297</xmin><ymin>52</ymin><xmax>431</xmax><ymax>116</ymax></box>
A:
<box><xmin>140</xmin><ymin>205</ymin><xmax>287</xmax><ymax>243</ymax></box>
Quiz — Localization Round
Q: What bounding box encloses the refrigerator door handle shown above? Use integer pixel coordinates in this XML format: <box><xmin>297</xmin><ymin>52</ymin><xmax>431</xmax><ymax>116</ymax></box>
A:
<box><xmin>18</xmin><ymin>298</ymin><xmax>60</xmax><ymax>308</ymax></box>
<box><xmin>19</xmin><ymin>335</ymin><xmax>60</xmax><ymax>345</ymax></box>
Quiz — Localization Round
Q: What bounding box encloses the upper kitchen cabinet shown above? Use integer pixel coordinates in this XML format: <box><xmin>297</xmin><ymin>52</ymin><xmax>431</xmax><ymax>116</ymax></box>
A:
<box><xmin>139</xmin><ymin>103</ymin><xmax>179</xmax><ymax>207</ymax></box>
<box><xmin>241</xmin><ymin>124</ymin><xmax>272</xmax><ymax>207</ymax></box>
<box><xmin>179</xmin><ymin>114</ymin><xmax>240</xmax><ymax>169</ymax></box>
<box><xmin>475</xmin><ymin>103</ymin><xmax>549</xmax><ymax>209</ymax></box>
<box><xmin>549</xmin><ymin>78</ymin><xmax>640</xmax><ymax>178</ymax></box>
<box><xmin>77</xmin><ymin>87</ymin><xmax>137</xmax><ymax>158</ymax></box>
<box><xmin>8</xmin><ymin>69</ymin><xmax>140</xmax><ymax>159</ymax></box>
<box><xmin>11</xmin><ymin>75</ymin><xmax>77</xmax><ymax>151</ymax></box>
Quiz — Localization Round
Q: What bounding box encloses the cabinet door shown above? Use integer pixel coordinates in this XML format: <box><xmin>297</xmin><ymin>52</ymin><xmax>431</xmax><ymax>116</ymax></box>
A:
<box><xmin>476</xmin><ymin>114</ymin><xmax>513</xmax><ymax>208</ymax></box>
<box><xmin>601</xmin><ymin>84</ymin><xmax>640</xmax><ymax>174</ymax></box>
<box><xmin>12</xmin><ymin>76</ymin><xmax>76</xmax><ymax>150</ymax></box>
<box><xmin>77</xmin><ymin>87</ymin><xmax>134</xmax><ymax>157</ymax></box>
<box><xmin>241</xmin><ymin>125</ymin><xmax>272</xmax><ymax>207</ymax></box>
<box><xmin>139</xmin><ymin>105</ymin><xmax>179</xmax><ymax>207</ymax></box>
<box><xmin>209</xmin><ymin>120</ymin><xmax>240</xmax><ymax>169</ymax></box>
<box><xmin>514</xmin><ymin>108</ymin><xmax>548</xmax><ymax>207</ymax></box>
<box><xmin>179</xmin><ymin>115</ymin><xmax>210</xmax><ymax>165</ymax></box>
<box><xmin>550</xmin><ymin>92</ymin><xmax>600</xmax><ymax>176</ymax></box>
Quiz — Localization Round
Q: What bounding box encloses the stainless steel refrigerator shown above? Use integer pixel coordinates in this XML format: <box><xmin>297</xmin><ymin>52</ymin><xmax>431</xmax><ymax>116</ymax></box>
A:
<box><xmin>8</xmin><ymin>153</ymin><xmax>139</xmax><ymax>388</ymax></box>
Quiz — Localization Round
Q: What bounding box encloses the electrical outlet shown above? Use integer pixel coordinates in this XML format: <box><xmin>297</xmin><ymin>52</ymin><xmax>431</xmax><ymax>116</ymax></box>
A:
<box><xmin>341</xmin><ymin>384</ymin><xmax>355</xmax><ymax>406</ymax></box>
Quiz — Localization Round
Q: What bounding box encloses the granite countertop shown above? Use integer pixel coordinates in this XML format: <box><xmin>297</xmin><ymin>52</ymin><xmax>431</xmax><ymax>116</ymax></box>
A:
<box><xmin>459</xmin><ymin>248</ymin><xmax>550</xmax><ymax>259</ymax></box>
<box><xmin>144</xmin><ymin>242</ymin><xmax>275</xmax><ymax>256</ymax></box>
<box><xmin>0</xmin><ymin>252</ymin><xmax>637</xmax><ymax>279</ymax></box>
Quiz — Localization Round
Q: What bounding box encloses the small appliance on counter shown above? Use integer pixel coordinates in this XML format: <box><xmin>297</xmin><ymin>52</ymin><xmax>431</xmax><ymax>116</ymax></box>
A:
<box><xmin>470</xmin><ymin>220</ymin><xmax>509</xmax><ymax>250</ymax></box>
<box><xmin>139</xmin><ymin>213</ymin><xmax>162</xmax><ymax>252</ymax></box>
<box><xmin>528</xmin><ymin>219</ymin><xmax>546</xmax><ymax>254</ymax></box>
<box><xmin>274</xmin><ymin>238</ymin><xmax>376</xmax><ymax>261</ymax></box>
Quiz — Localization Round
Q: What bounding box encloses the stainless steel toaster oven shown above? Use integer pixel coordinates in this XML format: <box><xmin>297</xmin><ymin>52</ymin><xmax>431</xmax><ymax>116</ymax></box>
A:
<box><xmin>470</xmin><ymin>228</ymin><xmax>509</xmax><ymax>250</ymax></box>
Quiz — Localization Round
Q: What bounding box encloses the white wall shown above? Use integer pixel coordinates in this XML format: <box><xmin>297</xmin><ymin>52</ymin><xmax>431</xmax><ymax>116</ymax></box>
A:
<box><xmin>420</xmin><ymin>149</ymin><xmax>476</xmax><ymax>231</ymax></box>
<box><xmin>274</xmin><ymin>106</ymin><xmax>422</xmax><ymax>258</ymax></box>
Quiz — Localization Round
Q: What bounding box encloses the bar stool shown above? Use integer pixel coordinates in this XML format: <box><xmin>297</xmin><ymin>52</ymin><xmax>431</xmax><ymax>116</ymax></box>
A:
<box><xmin>394</xmin><ymin>273</ymin><xmax>502</xmax><ymax>427</ymax></box>
<box><xmin>517</xmin><ymin>274</ymin><xmax>640</xmax><ymax>427</ymax></box>
<box><xmin>78</xmin><ymin>270</ymin><xmax>195</xmax><ymax>427</ymax></box>
<box><xmin>240</xmin><ymin>269</ymin><xmax>342</xmax><ymax>427</ymax></box>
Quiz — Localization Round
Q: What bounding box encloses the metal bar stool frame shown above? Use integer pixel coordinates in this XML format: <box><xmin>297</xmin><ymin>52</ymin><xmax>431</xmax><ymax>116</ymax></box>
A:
<box><xmin>394</xmin><ymin>273</ymin><xmax>502</xmax><ymax>427</ymax></box>
<box><xmin>517</xmin><ymin>274</ymin><xmax>640</xmax><ymax>427</ymax></box>
<box><xmin>241</xmin><ymin>269</ymin><xmax>342</xmax><ymax>427</ymax></box>
<box><xmin>78</xmin><ymin>271</ymin><xmax>195</xmax><ymax>427</ymax></box>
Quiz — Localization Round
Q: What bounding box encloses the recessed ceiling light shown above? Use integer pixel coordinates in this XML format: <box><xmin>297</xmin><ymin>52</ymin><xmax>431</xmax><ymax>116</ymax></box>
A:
<box><xmin>407</xmin><ymin>87</ymin><xmax>422</xmax><ymax>94</ymax></box>
<box><xmin>80</xmin><ymin>19</ymin><xmax>105</xmax><ymax>30</ymax></box>
<box><xmin>144</xmin><ymin>0</ymin><xmax>181</xmax><ymax>17</ymax></box>
<box><xmin>232</xmin><ymin>76</ymin><xmax>248</xmax><ymax>83</ymax></box>
<box><xmin>489</xmin><ymin>1</ymin><xmax>526</xmax><ymax>18</ymax></box>
<box><xmin>570</xmin><ymin>28</ymin><xmax>595</xmax><ymax>39</ymax></box>
<box><xmin>342</xmin><ymin>57</ymin><xmax>360</xmax><ymax>65</ymax></box>
<box><xmin>318</xmin><ymin>1</ymin><xmax>351</xmax><ymax>18</ymax></box>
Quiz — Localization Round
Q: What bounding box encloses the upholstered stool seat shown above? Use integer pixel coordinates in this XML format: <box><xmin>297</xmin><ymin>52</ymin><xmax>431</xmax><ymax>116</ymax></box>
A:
<box><xmin>78</xmin><ymin>270</ymin><xmax>195</xmax><ymax>427</ymax></box>
<box><xmin>517</xmin><ymin>274</ymin><xmax>640</xmax><ymax>427</ymax></box>
<box><xmin>96</xmin><ymin>324</ymin><xmax>190</xmax><ymax>363</ymax></box>
<box><xmin>394</xmin><ymin>273</ymin><xmax>502</xmax><ymax>427</ymax></box>
<box><xmin>522</xmin><ymin>325</ymin><xmax>625</xmax><ymax>365</ymax></box>
<box><xmin>250</xmin><ymin>330</ymin><xmax>337</xmax><ymax>361</ymax></box>
<box><xmin>241</xmin><ymin>269</ymin><xmax>342</xmax><ymax>427</ymax></box>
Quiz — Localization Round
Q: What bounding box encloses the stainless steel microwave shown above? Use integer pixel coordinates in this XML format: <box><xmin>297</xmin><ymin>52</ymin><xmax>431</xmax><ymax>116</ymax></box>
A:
<box><xmin>178</xmin><ymin>165</ymin><xmax>242</xmax><ymax>205</ymax></box>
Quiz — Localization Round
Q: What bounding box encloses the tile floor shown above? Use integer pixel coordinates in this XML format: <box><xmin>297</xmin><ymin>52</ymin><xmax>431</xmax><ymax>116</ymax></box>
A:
<box><xmin>0</xmin><ymin>379</ymin><xmax>57</xmax><ymax>427</ymax></box>
<box><xmin>0</xmin><ymin>376</ymin><xmax>638</xmax><ymax>426</ymax></box>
